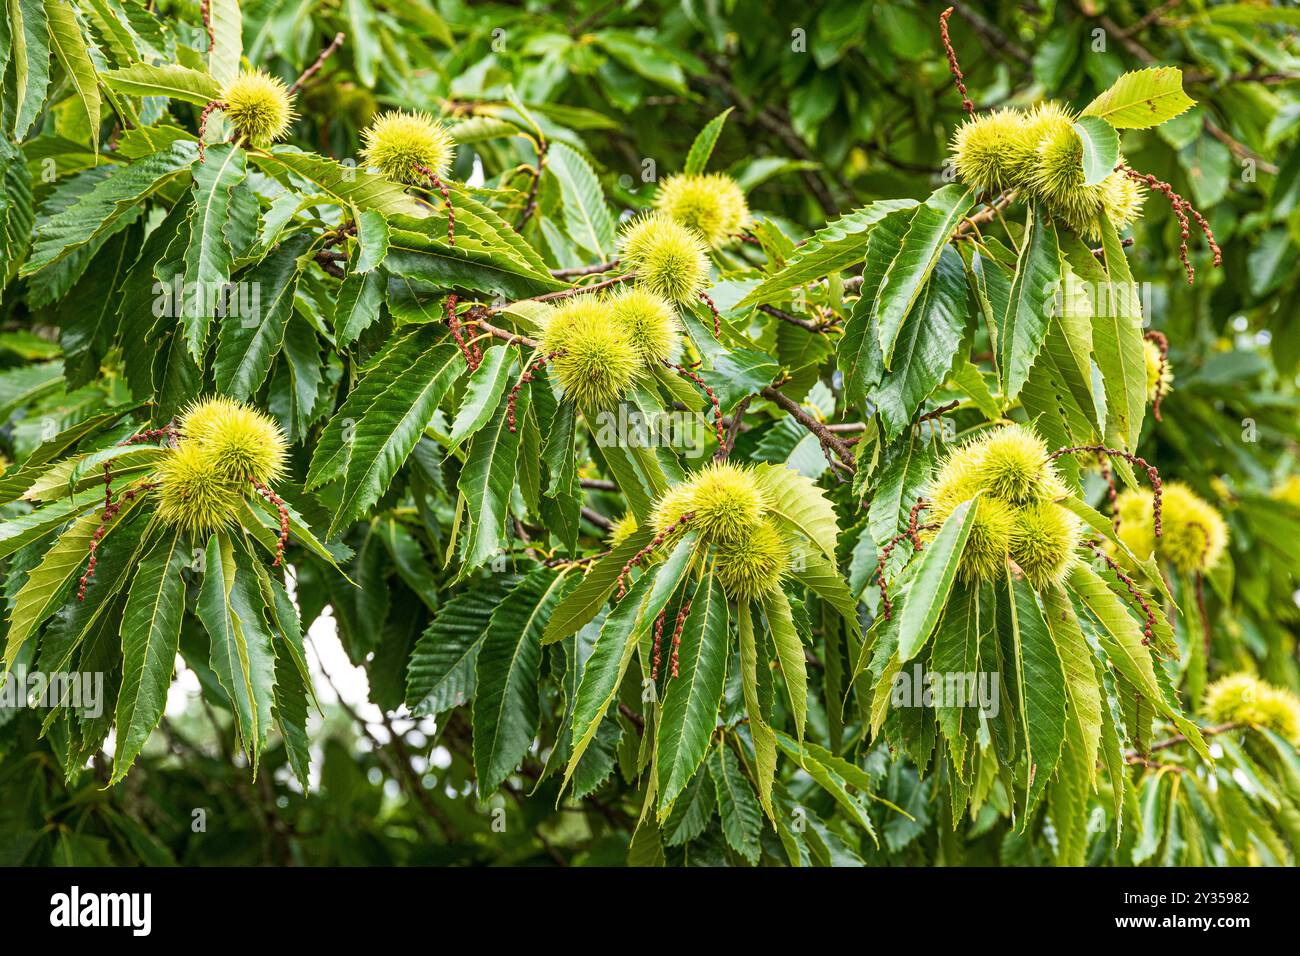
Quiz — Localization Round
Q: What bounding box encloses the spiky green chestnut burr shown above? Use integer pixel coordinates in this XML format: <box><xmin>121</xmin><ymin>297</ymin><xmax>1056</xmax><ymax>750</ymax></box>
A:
<box><xmin>221</xmin><ymin>69</ymin><xmax>295</xmax><ymax>145</ymax></box>
<box><xmin>950</xmin><ymin>108</ymin><xmax>1027</xmax><ymax>193</ymax></box>
<box><xmin>155</xmin><ymin>442</ymin><xmax>243</xmax><ymax>534</ymax></box>
<box><xmin>969</xmin><ymin>424</ymin><xmax>1063</xmax><ymax>505</ymax></box>
<box><xmin>713</xmin><ymin>517</ymin><xmax>787</xmax><ymax>599</ymax></box>
<box><xmin>608</xmin><ymin>285</ymin><xmax>681</xmax><ymax>364</ymax></box>
<box><xmin>652</xmin><ymin>173</ymin><xmax>751</xmax><ymax>247</ymax></box>
<box><xmin>1204</xmin><ymin>673</ymin><xmax>1300</xmax><ymax>743</ymax></box>
<box><xmin>618</xmin><ymin>213</ymin><xmax>710</xmax><ymax>304</ymax></box>
<box><xmin>1009</xmin><ymin>501</ymin><xmax>1081</xmax><ymax>588</ymax></box>
<box><xmin>608</xmin><ymin>512</ymin><xmax>638</xmax><ymax>549</ymax></box>
<box><xmin>540</xmin><ymin>295</ymin><xmax>642</xmax><ymax>409</ymax></box>
<box><xmin>1159</xmin><ymin>482</ymin><xmax>1227</xmax><ymax>574</ymax></box>
<box><xmin>179</xmin><ymin>397</ymin><xmax>288</xmax><ymax>485</ymax></box>
<box><xmin>361</xmin><ymin>110</ymin><xmax>456</xmax><ymax>185</ymax></box>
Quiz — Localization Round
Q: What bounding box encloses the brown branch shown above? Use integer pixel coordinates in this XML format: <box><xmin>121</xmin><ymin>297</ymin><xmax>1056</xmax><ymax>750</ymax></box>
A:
<box><xmin>759</xmin><ymin>303</ymin><xmax>825</xmax><ymax>333</ymax></box>
<box><xmin>289</xmin><ymin>32</ymin><xmax>345</xmax><ymax>95</ymax></box>
<box><xmin>1125</xmin><ymin>722</ymin><xmax>1240</xmax><ymax>762</ymax></box>
<box><xmin>551</xmin><ymin>260</ymin><xmax>619</xmax><ymax>279</ymax></box>
<box><xmin>761</xmin><ymin>386</ymin><xmax>856</xmax><ymax>473</ymax></box>
<box><xmin>716</xmin><ymin>395</ymin><xmax>752</xmax><ymax>461</ymax></box>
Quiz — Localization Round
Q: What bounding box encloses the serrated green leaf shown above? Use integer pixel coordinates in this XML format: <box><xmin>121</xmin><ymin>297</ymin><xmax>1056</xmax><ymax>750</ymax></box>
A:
<box><xmin>181</xmin><ymin>143</ymin><xmax>249</xmax><ymax>360</ymax></box>
<box><xmin>22</xmin><ymin>144</ymin><xmax>197</xmax><ymax>275</ymax></box>
<box><xmin>738</xmin><ymin>199</ymin><xmax>918</xmax><ymax>310</ymax></box>
<box><xmin>44</xmin><ymin>0</ymin><xmax>101</xmax><ymax>151</ymax></box>
<box><xmin>1072</xmin><ymin>116</ymin><xmax>1120</xmax><ymax>187</ymax></box>
<box><xmin>1081</xmin><ymin>67</ymin><xmax>1195</xmax><ymax>130</ymax></box>
<box><xmin>327</xmin><ymin>343</ymin><xmax>463</xmax><ymax>535</ymax></box>
<box><xmin>897</xmin><ymin>498</ymin><xmax>977</xmax><ymax>662</ymax></box>
<box><xmin>684</xmin><ymin>107</ymin><xmax>733</xmax><ymax>176</ymax></box>
<box><xmin>875</xmin><ymin>185</ymin><xmax>976</xmax><ymax>366</ymax></box>
<box><xmin>111</xmin><ymin>527</ymin><xmax>187</xmax><ymax>782</ymax></box>
<box><xmin>999</xmin><ymin>205</ymin><xmax>1060</xmax><ymax>401</ymax></box>
<box><xmin>708</xmin><ymin>744</ymin><xmax>762</xmax><ymax>864</ymax></box>
<box><xmin>752</xmin><ymin>461</ymin><xmax>839</xmax><ymax>562</ymax></box>
<box><xmin>548</xmin><ymin>141</ymin><xmax>614</xmax><ymax>259</ymax></box>
<box><xmin>406</xmin><ymin>579</ymin><xmax>515</xmax><ymax>716</ymax></box>
<box><xmin>760</xmin><ymin>586</ymin><xmax>807</xmax><ymax>741</ymax></box>
<box><xmin>214</xmin><ymin>234</ymin><xmax>309</xmax><ymax>397</ymax></box>
<box><xmin>100</xmin><ymin>63</ymin><xmax>222</xmax><ymax>104</ymax></box>
<box><xmin>473</xmin><ymin>568</ymin><xmax>572</xmax><ymax>793</ymax></box>
<box><xmin>1009</xmin><ymin>572</ymin><xmax>1067</xmax><ymax>819</ymax></box>
<box><xmin>3</xmin><ymin>493</ymin><xmax>148</xmax><ymax>672</ymax></box>
<box><xmin>656</xmin><ymin>572</ymin><xmax>729</xmax><ymax>815</ymax></box>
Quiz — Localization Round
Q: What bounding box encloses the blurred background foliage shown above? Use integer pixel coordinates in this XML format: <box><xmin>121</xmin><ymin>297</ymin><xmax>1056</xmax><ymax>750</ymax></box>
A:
<box><xmin>2</xmin><ymin>0</ymin><xmax>1299</xmax><ymax>865</ymax></box>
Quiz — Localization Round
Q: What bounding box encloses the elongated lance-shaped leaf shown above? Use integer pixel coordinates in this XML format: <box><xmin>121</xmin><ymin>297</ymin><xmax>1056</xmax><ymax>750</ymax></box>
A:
<box><xmin>684</xmin><ymin>107</ymin><xmax>733</xmax><ymax>174</ymax></box>
<box><xmin>22</xmin><ymin>143</ymin><xmax>197</xmax><ymax>275</ymax></box>
<box><xmin>1081</xmin><ymin>67</ymin><xmax>1195</xmax><ymax>129</ymax></box>
<box><xmin>214</xmin><ymin>234</ymin><xmax>310</xmax><ymax>397</ymax></box>
<box><xmin>864</xmin><ymin>245</ymin><xmax>969</xmax><ymax>440</ymax></box>
<box><xmin>708</xmin><ymin>744</ymin><xmax>762</xmax><ymax>864</ymax></box>
<box><xmin>181</xmin><ymin>143</ymin><xmax>248</xmax><ymax>360</ymax></box>
<box><xmin>198</xmin><ymin>534</ymin><xmax>277</xmax><ymax>773</ymax></box>
<box><xmin>999</xmin><ymin>205</ymin><xmax>1060</xmax><ymax>401</ymax></box>
<box><xmin>447</xmin><ymin>345</ymin><xmax>516</xmax><ymax>452</ymax></box>
<box><xmin>752</xmin><ymin>462</ymin><xmax>839</xmax><ymax>562</ymax></box>
<box><xmin>787</xmin><ymin>550</ymin><xmax>858</xmax><ymax>624</ymax></box>
<box><xmin>456</xmin><ymin>383</ymin><xmax>526</xmax><ymax>571</ymax></box>
<box><xmin>252</xmin><ymin>147</ymin><xmax>427</xmax><ymax>218</ymax></box>
<box><xmin>563</xmin><ymin>535</ymin><xmax>695</xmax><ymax>794</ymax></box>
<box><xmin>329</xmin><ymin>342</ymin><xmax>463</xmax><ymax>536</ymax></box>
<box><xmin>737</xmin><ymin>601</ymin><xmax>776</xmax><ymax>820</ymax></box>
<box><xmin>1007</xmin><ymin>572</ymin><xmax>1067</xmax><ymax>821</ymax></box>
<box><xmin>897</xmin><ymin>497</ymin><xmax>977</xmax><ymax>661</ymax></box>
<box><xmin>111</xmin><ymin>527</ymin><xmax>188</xmax><ymax>782</ymax></box>
<box><xmin>839</xmin><ymin>205</ymin><xmax>921</xmax><ymax>408</ymax></box>
<box><xmin>1067</xmin><ymin>562</ymin><xmax>1209</xmax><ymax>760</ymax></box>
<box><xmin>1041</xmin><ymin>582</ymin><xmax>1102</xmax><ymax>787</ymax></box>
<box><xmin>10</xmin><ymin>0</ymin><xmax>51</xmax><ymax>139</ymax></box>
<box><xmin>44</xmin><ymin>0</ymin><xmax>101</xmax><ymax>151</ymax></box>
<box><xmin>774</xmin><ymin>731</ymin><xmax>879</xmax><ymax>839</ymax></box>
<box><xmin>472</xmin><ymin>568</ymin><xmax>574</xmax><ymax>793</ymax></box>
<box><xmin>738</xmin><ymin>199</ymin><xmax>919</xmax><ymax>309</ymax></box>
<box><xmin>307</xmin><ymin>327</ymin><xmax>443</xmax><ymax>489</ymax></box>
<box><xmin>4</xmin><ymin>492</ymin><xmax>149</xmax><ymax>673</ymax></box>
<box><xmin>760</xmin><ymin>586</ymin><xmax>808</xmax><ymax>741</ymax></box>
<box><xmin>100</xmin><ymin>63</ymin><xmax>224</xmax><ymax>104</ymax></box>
<box><xmin>929</xmin><ymin>576</ymin><xmax>982</xmax><ymax>773</ymax></box>
<box><xmin>406</xmin><ymin>577</ymin><xmax>517</xmax><ymax>716</ymax></box>
<box><xmin>875</xmin><ymin>185</ymin><xmax>976</xmax><ymax>366</ymax></box>
<box><xmin>656</xmin><ymin>571</ymin><xmax>729</xmax><ymax>817</ymax></box>
<box><xmin>0</xmin><ymin>495</ymin><xmax>99</xmax><ymax>560</ymax></box>
<box><xmin>541</xmin><ymin>526</ymin><xmax>656</xmax><ymax>645</ymax></box>
<box><xmin>547</xmin><ymin>141</ymin><xmax>614</xmax><ymax>259</ymax></box>
<box><xmin>1085</xmin><ymin>220</ymin><xmax>1146</xmax><ymax>449</ymax></box>
<box><xmin>206</xmin><ymin>0</ymin><xmax>242</xmax><ymax>85</ymax></box>
<box><xmin>332</xmin><ymin>265</ymin><xmax>384</xmax><ymax>348</ymax></box>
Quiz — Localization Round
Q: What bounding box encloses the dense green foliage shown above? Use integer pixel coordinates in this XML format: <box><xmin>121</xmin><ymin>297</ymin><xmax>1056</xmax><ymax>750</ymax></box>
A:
<box><xmin>2</xmin><ymin>0</ymin><xmax>1299</xmax><ymax>867</ymax></box>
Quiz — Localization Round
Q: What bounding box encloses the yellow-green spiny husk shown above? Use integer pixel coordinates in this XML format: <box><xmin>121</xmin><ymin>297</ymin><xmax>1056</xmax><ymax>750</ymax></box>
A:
<box><xmin>652</xmin><ymin>172</ymin><xmax>751</xmax><ymax>248</ymax></box>
<box><xmin>607</xmin><ymin>285</ymin><xmax>681</xmax><ymax>364</ymax></box>
<box><xmin>1204</xmin><ymin>673</ymin><xmax>1300</xmax><ymax>743</ymax></box>
<box><xmin>156</xmin><ymin>397</ymin><xmax>289</xmax><ymax>534</ymax></box>
<box><xmin>361</xmin><ymin>109</ymin><xmax>456</xmax><ymax>185</ymax></box>
<box><xmin>221</xmin><ymin>69</ymin><xmax>295</xmax><ymax>146</ymax></box>
<box><xmin>540</xmin><ymin>295</ymin><xmax>643</xmax><ymax>409</ymax></box>
<box><xmin>713</xmin><ymin>516</ymin><xmax>788</xmax><ymax>599</ymax></box>
<box><xmin>618</xmin><ymin>213</ymin><xmax>711</xmax><ymax>304</ymax></box>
